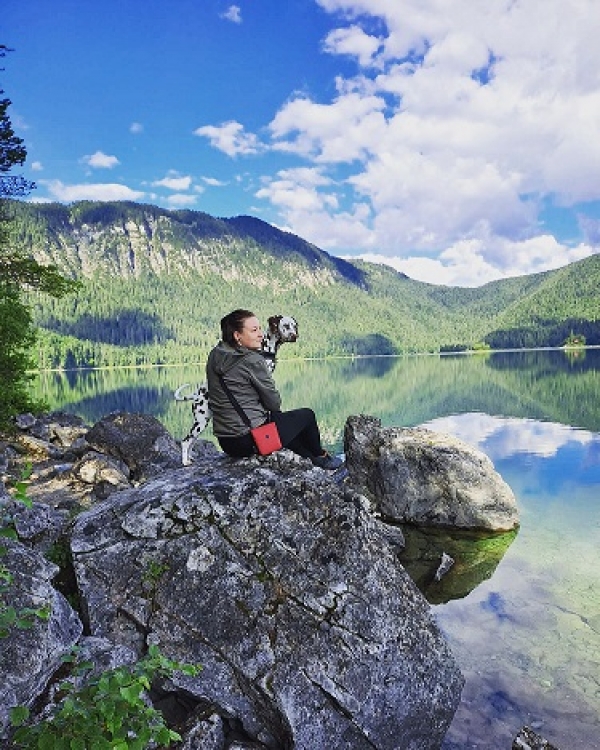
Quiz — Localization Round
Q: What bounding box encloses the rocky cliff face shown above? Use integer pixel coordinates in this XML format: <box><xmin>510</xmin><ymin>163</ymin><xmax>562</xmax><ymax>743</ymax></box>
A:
<box><xmin>12</xmin><ymin>201</ymin><xmax>348</xmax><ymax>290</ymax></box>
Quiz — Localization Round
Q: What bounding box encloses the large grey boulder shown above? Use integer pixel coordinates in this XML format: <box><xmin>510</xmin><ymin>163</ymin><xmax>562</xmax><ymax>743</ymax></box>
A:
<box><xmin>0</xmin><ymin>538</ymin><xmax>82</xmax><ymax>735</ymax></box>
<box><xmin>344</xmin><ymin>415</ymin><xmax>519</xmax><ymax>531</ymax></box>
<box><xmin>71</xmin><ymin>452</ymin><xmax>464</xmax><ymax>749</ymax></box>
<box><xmin>84</xmin><ymin>411</ymin><xmax>185</xmax><ymax>482</ymax></box>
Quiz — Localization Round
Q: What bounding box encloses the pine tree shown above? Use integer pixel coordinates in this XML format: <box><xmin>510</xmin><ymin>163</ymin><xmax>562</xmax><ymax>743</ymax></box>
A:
<box><xmin>0</xmin><ymin>46</ymin><xmax>78</xmax><ymax>429</ymax></box>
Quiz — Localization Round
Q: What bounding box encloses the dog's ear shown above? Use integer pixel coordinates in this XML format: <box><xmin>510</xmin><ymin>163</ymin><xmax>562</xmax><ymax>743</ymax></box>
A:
<box><xmin>267</xmin><ymin>315</ymin><xmax>281</xmax><ymax>333</ymax></box>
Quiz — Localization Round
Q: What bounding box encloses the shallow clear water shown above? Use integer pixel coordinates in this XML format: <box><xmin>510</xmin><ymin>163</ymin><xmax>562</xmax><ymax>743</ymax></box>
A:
<box><xmin>425</xmin><ymin>414</ymin><xmax>600</xmax><ymax>748</ymax></box>
<box><xmin>34</xmin><ymin>349</ymin><xmax>600</xmax><ymax>748</ymax></box>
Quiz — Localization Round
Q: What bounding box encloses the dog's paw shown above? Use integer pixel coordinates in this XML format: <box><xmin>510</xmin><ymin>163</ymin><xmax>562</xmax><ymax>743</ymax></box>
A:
<box><xmin>181</xmin><ymin>439</ymin><xmax>193</xmax><ymax>466</ymax></box>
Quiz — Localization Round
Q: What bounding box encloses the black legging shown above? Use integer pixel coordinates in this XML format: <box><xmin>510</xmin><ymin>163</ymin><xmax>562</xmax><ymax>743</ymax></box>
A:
<box><xmin>217</xmin><ymin>408</ymin><xmax>324</xmax><ymax>459</ymax></box>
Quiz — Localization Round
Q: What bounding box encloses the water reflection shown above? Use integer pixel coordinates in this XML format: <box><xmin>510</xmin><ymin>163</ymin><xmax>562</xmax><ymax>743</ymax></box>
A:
<box><xmin>428</xmin><ymin>411</ymin><xmax>600</xmax><ymax>750</ymax></box>
<box><xmin>397</xmin><ymin>525</ymin><xmax>518</xmax><ymax>605</ymax></box>
<box><xmin>33</xmin><ymin>348</ymin><xmax>600</xmax><ymax>453</ymax></box>
<box><xmin>336</xmin><ymin>354</ymin><xmax>398</xmax><ymax>378</ymax></box>
<box><xmin>424</xmin><ymin>413</ymin><xmax>600</xmax><ymax>488</ymax></box>
<box><xmin>32</xmin><ymin>351</ymin><xmax>600</xmax><ymax>749</ymax></box>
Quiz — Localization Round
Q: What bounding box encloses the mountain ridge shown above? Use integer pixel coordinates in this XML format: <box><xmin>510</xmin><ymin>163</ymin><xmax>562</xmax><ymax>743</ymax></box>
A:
<box><xmin>8</xmin><ymin>200</ymin><xmax>600</xmax><ymax>368</ymax></box>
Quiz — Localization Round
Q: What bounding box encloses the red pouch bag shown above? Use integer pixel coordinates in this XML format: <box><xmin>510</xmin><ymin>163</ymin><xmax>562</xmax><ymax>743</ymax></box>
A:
<box><xmin>251</xmin><ymin>422</ymin><xmax>283</xmax><ymax>455</ymax></box>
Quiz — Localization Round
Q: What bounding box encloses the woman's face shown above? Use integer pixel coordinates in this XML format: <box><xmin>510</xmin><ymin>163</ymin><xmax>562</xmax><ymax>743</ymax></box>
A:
<box><xmin>234</xmin><ymin>316</ymin><xmax>263</xmax><ymax>350</ymax></box>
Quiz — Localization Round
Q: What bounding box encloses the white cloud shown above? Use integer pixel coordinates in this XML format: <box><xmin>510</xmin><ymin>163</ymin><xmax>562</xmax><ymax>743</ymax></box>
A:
<box><xmin>43</xmin><ymin>180</ymin><xmax>145</xmax><ymax>202</ymax></box>
<box><xmin>243</xmin><ymin>0</ymin><xmax>600</xmax><ymax>284</ymax></box>
<box><xmin>322</xmin><ymin>24</ymin><xmax>383</xmax><ymax>67</ymax></box>
<box><xmin>257</xmin><ymin>167</ymin><xmax>339</xmax><ymax>218</ymax></box>
<box><xmin>353</xmin><ymin>235</ymin><xmax>596</xmax><ymax>287</ymax></box>
<box><xmin>194</xmin><ymin>121</ymin><xmax>262</xmax><ymax>157</ymax></box>
<box><xmin>221</xmin><ymin>5</ymin><xmax>242</xmax><ymax>23</ymax></box>
<box><xmin>257</xmin><ymin>167</ymin><xmax>373</xmax><ymax>248</ymax></box>
<box><xmin>81</xmin><ymin>151</ymin><xmax>120</xmax><ymax>169</ymax></box>
<box><xmin>202</xmin><ymin>176</ymin><xmax>227</xmax><ymax>187</ymax></box>
<box><xmin>30</xmin><ymin>161</ymin><xmax>43</xmax><ymax>171</ymax></box>
<box><xmin>269</xmin><ymin>92</ymin><xmax>387</xmax><ymax>162</ymax></box>
<box><xmin>165</xmin><ymin>193</ymin><xmax>197</xmax><ymax>207</ymax></box>
<box><xmin>152</xmin><ymin>172</ymin><xmax>193</xmax><ymax>191</ymax></box>
<box><xmin>129</xmin><ymin>122</ymin><xmax>144</xmax><ymax>134</ymax></box>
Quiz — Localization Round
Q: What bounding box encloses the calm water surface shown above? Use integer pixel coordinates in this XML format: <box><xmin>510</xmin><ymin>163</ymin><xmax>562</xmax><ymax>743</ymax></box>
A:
<box><xmin>35</xmin><ymin>350</ymin><xmax>600</xmax><ymax>749</ymax></box>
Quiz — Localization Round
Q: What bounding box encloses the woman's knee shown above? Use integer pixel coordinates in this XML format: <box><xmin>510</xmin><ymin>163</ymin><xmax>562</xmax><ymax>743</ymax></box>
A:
<box><xmin>291</xmin><ymin>407</ymin><xmax>316</xmax><ymax>425</ymax></box>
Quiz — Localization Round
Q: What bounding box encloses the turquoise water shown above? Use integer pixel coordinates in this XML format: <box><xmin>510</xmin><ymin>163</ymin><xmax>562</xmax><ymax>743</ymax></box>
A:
<box><xmin>427</xmin><ymin>413</ymin><xmax>600</xmax><ymax>748</ymax></box>
<box><xmin>35</xmin><ymin>350</ymin><xmax>600</xmax><ymax>748</ymax></box>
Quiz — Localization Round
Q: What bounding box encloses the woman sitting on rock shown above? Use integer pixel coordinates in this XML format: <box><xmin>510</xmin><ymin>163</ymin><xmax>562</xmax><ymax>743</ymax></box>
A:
<box><xmin>206</xmin><ymin>309</ymin><xmax>342</xmax><ymax>469</ymax></box>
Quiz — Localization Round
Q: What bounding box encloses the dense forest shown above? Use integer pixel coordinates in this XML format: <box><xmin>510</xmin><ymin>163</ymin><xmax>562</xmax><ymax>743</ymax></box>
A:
<box><xmin>7</xmin><ymin>199</ymin><xmax>600</xmax><ymax>369</ymax></box>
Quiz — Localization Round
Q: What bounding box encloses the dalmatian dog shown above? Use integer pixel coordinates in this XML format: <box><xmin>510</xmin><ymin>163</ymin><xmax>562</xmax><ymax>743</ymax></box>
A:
<box><xmin>175</xmin><ymin>315</ymin><xmax>299</xmax><ymax>466</ymax></box>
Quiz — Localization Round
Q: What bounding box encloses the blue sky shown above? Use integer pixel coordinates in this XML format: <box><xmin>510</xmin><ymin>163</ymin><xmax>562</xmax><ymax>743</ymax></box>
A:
<box><xmin>3</xmin><ymin>0</ymin><xmax>600</xmax><ymax>287</ymax></box>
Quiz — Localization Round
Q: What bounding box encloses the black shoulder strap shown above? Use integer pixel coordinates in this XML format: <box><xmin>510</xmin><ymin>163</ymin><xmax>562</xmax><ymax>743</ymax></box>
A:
<box><xmin>219</xmin><ymin>375</ymin><xmax>252</xmax><ymax>429</ymax></box>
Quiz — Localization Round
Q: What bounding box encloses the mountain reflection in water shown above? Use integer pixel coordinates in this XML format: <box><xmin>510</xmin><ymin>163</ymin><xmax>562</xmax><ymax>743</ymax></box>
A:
<box><xmin>34</xmin><ymin>349</ymin><xmax>600</xmax><ymax>749</ymax></box>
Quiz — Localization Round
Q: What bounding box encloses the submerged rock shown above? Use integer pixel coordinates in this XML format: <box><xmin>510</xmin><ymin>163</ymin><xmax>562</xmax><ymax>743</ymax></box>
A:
<box><xmin>513</xmin><ymin>725</ymin><xmax>560</xmax><ymax>749</ymax></box>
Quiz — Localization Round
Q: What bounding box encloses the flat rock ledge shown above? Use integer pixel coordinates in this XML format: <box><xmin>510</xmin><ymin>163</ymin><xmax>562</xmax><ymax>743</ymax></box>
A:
<box><xmin>344</xmin><ymin>415</ymin><xmax>519</xmax><ymax>531</ymax></box>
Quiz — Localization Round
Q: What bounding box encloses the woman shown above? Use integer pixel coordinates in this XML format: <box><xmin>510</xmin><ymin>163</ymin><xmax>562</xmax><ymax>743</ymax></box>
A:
<box><xmin>206</xmin><ymin>309</ymin><xmax>343</xmax><ymax>469</ymax></box>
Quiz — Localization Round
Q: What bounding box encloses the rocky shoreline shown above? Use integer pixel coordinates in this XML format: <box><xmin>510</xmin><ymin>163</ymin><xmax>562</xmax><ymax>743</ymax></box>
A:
<box><xmin>1</xmin><ymin>410</ymin><xmax>557</xmax><ymax>749</ymax></box>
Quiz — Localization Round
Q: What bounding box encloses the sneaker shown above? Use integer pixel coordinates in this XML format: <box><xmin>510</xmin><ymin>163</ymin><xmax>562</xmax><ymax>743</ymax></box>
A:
<box><xmin>312</xmin><ymin>452</ymin><xmax>344</xmax><ymax>470</ymax></box>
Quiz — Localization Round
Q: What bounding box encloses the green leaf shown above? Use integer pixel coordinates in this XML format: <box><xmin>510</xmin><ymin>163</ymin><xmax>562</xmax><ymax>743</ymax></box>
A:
<box><xmin>39</xmin><ymin>732</ymin><xmax>60</xmax><ymax>750</ymax></box>
<box><xmin>9</xmin><ymin>704</ymin><xmax>29</xmax><ymax>726</ymax></box>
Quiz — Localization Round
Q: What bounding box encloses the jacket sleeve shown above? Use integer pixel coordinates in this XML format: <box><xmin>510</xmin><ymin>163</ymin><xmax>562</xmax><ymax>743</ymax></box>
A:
<box><xmin>246</xmin><ymin>356</ymin><xmax>282</xmax><ymax>412</ymax></box>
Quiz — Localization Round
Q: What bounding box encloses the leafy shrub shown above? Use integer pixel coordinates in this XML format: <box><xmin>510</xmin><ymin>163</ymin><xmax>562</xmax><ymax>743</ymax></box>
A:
<box><xmin>10</xmin><ymin>645</ymin><xmax>201</xmax><ymax>749</ymax></box>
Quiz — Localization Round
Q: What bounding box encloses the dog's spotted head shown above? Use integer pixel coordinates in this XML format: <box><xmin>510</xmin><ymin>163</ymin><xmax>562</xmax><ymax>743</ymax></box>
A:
<box><xmin>267</xmin><ymin>315</ymin><xmax>299</xmax><ymax>343</ymax></box>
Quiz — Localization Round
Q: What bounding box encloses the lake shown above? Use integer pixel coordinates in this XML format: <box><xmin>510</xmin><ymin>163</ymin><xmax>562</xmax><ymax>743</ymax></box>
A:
<box><xmin>34</xmin><ymin>349</ymin><xmax>600</xmax><ymax>749</ymax></box>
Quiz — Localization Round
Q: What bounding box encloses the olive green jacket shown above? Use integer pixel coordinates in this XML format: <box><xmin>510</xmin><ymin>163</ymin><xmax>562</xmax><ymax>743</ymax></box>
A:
<box><xmin>206</xmin><ymin>342</ymin><xmax>281</xmax><ymax>438</ymax></box>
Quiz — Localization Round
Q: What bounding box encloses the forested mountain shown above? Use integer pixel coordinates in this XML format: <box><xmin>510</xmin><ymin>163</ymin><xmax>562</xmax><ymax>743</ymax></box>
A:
<box><xmin>7</xmin><ymin>200</ymin><xmax>600</xmax><ymax>369</ymax></box>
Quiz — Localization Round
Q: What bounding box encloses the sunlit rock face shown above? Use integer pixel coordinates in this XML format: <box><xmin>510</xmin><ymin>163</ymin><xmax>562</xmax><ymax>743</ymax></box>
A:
<box><xmin>344</xmin><ymin>415</ymin><xmax>519</xmax><ymax>531</ymax></box>
<box><xmin>71</xmin><ymin>449</ymin><xmax>464</xmax><ymax>749</ymax></box>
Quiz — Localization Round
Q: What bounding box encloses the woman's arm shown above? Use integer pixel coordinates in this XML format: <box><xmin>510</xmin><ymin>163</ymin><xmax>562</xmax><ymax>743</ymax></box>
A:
<box><xmin>247</xmin><ymin>357</ymin><xmax>282</xmax><ymax>412</ymax></box>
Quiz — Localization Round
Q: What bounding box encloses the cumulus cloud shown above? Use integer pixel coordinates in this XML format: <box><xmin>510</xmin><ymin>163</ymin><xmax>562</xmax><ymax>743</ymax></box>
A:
<box><xmin>81</xmin><ymin>151</ymin><xmax>120</xmax><ymax>169</ymax></box>
<box><xmin>166</xmin><ymin>193</ymin><xmax>197</xmax><ymax>207</ymax></box>
<box><xmin>269</xmin><ymin>92</ymin><xmax>387</xmax><ymax>162</ymax></box>
<box><xmin>152</xmin><ymin>172</ymin><xmax>193</xmax><ymax>191</ymax></box>
<box><xmin>43</xmin><ymin>180</ymin><xmax>145</xmax><ymax>202</ymax></box>
<box><xmin>322</xmin><ymin>24</ymin><xmax>383</xmax><ymax>67</ymax></box>
<box><xmin>355</xmin><ymin>234</ymin><xmax>595</xmax><ymax>287</ymax></box>
<box><xmin>198</xmin><ymin>0</ymin><xmax>600</xmax><ymax>285</ymax></box>
<box><xmin>194</xmin><ymin>120</ymin><xmax>262</xmax><ymax>157</ymax></box>
<box><xmin>31</xmin><ymin>161</ymin><xmax>43</xmax><ymax>171</ymax></box>
<box><xmin>202</xmin><ymin>176</ymin><xmax>227</xmax><ymax>187</ymax></box>
<box><xmin>129</xmin><ymin>122</ymin><xmax>144</xmax><ymax>134</ymax></box>
<box><xmin>221</xmin><ymin>5</ymin><xmax>242</xmax><ymax>23</ymax></box>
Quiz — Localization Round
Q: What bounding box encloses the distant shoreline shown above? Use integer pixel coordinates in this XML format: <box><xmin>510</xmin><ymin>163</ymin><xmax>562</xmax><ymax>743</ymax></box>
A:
<box><xmin>29</xmin><ymin>345</ymin><xmax>600</xmax><ymax>375</ymax></box>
